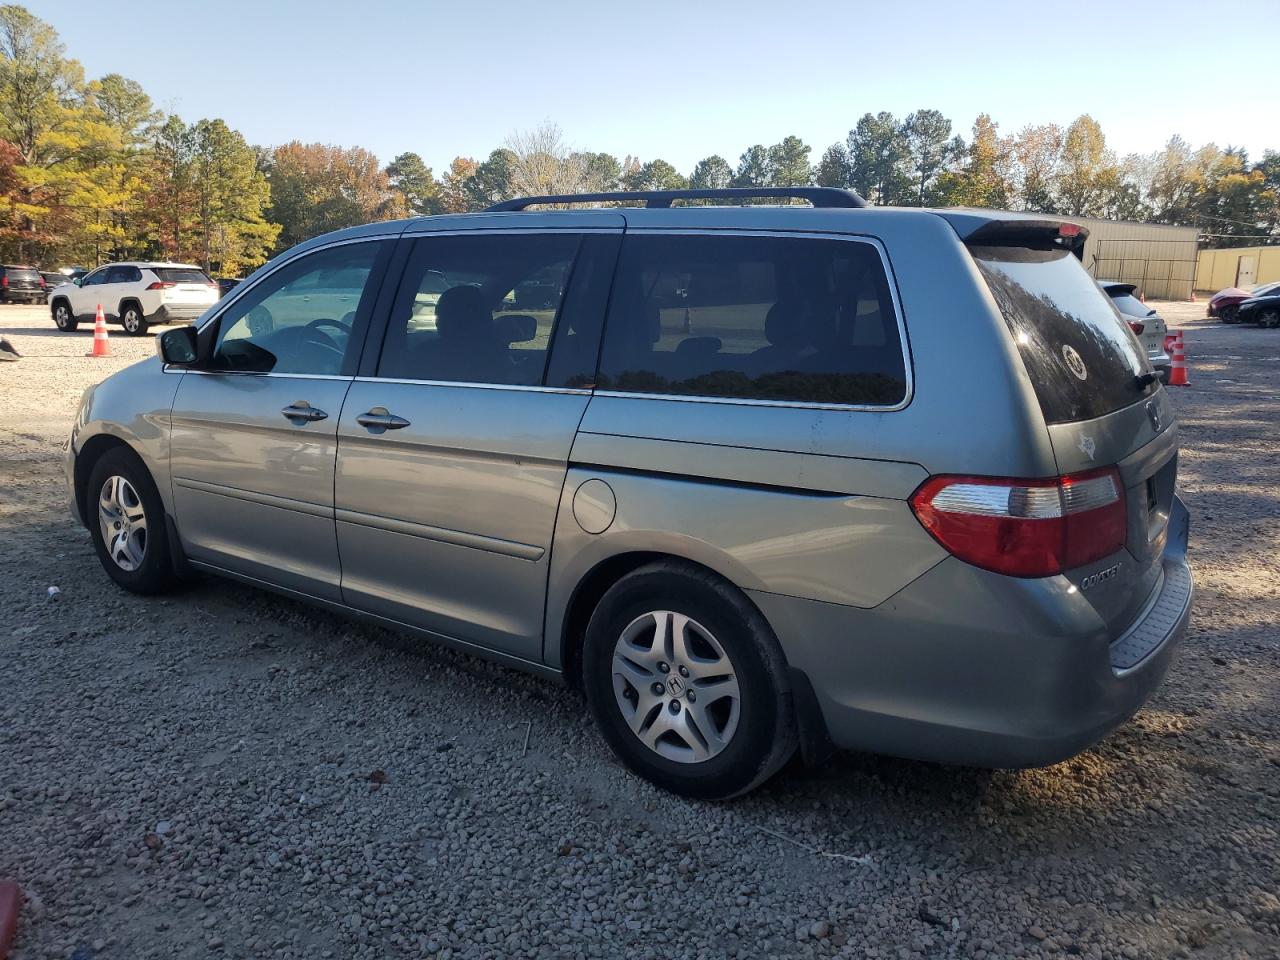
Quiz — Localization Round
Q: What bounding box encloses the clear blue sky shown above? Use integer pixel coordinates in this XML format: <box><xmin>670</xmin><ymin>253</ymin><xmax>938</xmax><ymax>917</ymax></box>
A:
<box><xmin>29</xmin><ymin>0</ymin><xmax>1280</xmax><ymax>174</ymax></box>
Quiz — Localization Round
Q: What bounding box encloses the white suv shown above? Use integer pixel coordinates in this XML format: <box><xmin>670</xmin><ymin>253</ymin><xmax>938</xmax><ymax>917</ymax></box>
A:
<box><xmin>49</xmin><ymin>262</ymin><xmax>219</xmax><ymax>336</ymax></box>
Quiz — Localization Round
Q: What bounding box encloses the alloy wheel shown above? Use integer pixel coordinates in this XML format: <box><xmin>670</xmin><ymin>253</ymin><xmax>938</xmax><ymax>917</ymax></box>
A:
<box><xmin>610</xmin><ymin>610</ymin><xmax>741</xmax><ymax>763</ymax></box>
<box><xmin>98</xmin><ymin>475</ymin><xmax>148</xmax><ymax>571</ymax></box>
<box><xmin>54</xmin><ymin>305</ymin><xmax>70</xmax><ymax>329</ymax></box>
<box><xmin>123</xmin><ymin>309</ymin><xmax>141</xmax><ymax>333</ymax></box>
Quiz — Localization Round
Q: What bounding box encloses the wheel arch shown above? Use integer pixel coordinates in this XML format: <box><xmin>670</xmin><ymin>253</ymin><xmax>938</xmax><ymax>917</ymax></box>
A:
<box><xmin>74</xmin><ymin>433</ymin><xmax>144</xmax><ymax>528</ymax></box>
<box><xmin>118</xmin><ymin>297</ymin><xmax>144</xmax><ymax>320</ymax></box>
<box><xmin>556</xmin><ymin>549</ymin><xmax>777</xmax><ymax>692</ymax></box>
<box><xmin>50</xmin><ymin>294</ymin><xmax>72</xmax><ymax>314</ymax></box>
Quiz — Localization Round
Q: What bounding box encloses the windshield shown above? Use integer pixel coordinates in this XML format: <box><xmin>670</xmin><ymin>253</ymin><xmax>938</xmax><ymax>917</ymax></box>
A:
<box><xmin>973</xmin><ymin>246</ymin><xmax>1156</xmax><ymax>425</ymax></box>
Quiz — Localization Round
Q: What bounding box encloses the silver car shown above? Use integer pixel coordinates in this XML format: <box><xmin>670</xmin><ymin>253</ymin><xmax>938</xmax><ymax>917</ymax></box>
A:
<box><xmin>66</xmin><ymin>187</ymin><xmax>1193</xmax><ymax>799</ymax></box>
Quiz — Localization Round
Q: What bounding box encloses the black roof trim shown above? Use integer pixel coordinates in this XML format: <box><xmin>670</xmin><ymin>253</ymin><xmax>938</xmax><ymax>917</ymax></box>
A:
<box><xmin>486</xmin><ymin>187</ymin><xmax>869</xmax><ymax>212</ymax></box>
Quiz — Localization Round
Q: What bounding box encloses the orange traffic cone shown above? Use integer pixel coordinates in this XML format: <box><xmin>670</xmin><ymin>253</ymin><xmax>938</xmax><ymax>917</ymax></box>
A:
<box><xmin>86</xmin><ymin>304</ymin><xmax>112</xmax><ymax>358</ymax></box>
<box><xmin>1168</xmin><ymin>330</ymin><xmax>1189</xmax><ymax>386</ymax></box>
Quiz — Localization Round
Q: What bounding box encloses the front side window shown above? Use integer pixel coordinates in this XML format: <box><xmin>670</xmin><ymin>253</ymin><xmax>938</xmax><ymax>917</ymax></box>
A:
<box><xmin>378</xmin><ymin>233</ymin><xmax>580</xmax><ymax>386</ymax></box>
<box><xmin>596</xmin><ymin>234</ymin><xmax>908</xmax><ymax>406</ymax></box>
<box><xmin>210</xmin><ymin>242</ymin><xmax>383</xmax><ymax>375</ymax></box>
<box><xmin>81</xmin><ymin>269</ymin><xmax>107</xmax><ymax>287</ymax></box>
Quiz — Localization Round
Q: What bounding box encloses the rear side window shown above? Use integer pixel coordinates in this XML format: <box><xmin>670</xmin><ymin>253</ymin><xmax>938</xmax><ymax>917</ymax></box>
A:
<box><xmin>106</xmin><ymin>265</ymin><xmax>142</xmax><ymax>283</ymax></box>
<box><xmin>973</xmin><ymin>247</ymin><xmax>1155</xmax><ymax>425</ymax></box>
<box><xmin>154</xmin><ymin>267</ymin><xmax>210</xmax><ymax>284</ymax></box>
<box><xmin>597</xmin><ymin>234</ymin><xmax>907</xmax><ymax>406</ymax></box>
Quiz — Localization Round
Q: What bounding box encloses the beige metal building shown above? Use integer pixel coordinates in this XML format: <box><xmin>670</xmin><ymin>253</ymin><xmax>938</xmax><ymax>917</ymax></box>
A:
<box><xmin>1194</xmin><ymin>245</ymin><xmax>1280</xmax><ymax>292</ymax></box>
<box><xmin>1070</xmin><ymin>217</ymin><xmax>1200</xmax><ymax>301</ymax></box>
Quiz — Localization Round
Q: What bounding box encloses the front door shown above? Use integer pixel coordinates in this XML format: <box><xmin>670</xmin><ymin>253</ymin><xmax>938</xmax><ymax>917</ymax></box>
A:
<box><xmin>335</xmin><ymin>230</ymin><xmax>618</xmax><ymax>661</ymax></box>
<box><xmin>170</xmin><ymin>240</ymin><xmax>391</xmax><ymax>600</ymax></box>
<box><xmin>70</xmin><ymin>266</ymin><xmax>111</xmax><ymax>319</ymax></box>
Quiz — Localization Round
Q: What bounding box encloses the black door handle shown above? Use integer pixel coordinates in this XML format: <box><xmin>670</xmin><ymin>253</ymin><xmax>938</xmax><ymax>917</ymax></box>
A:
<box><xmin>356</xmin><ymin>407</ymin><xmax>411</xmax><ymax>431</ymax></box>
<box><xmin>281</xmin><ymin>402</ymin><xmax>327</xmax><ymax>423</ymax></box>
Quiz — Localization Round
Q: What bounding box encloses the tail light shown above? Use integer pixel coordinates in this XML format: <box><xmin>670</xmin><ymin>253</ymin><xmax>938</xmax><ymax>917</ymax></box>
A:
<box><xmin>910</xmin><ymin>468</ymin><xmax>1127</xmax><ymax>577</ymax></box>
<box><xmin>2</xmin><ymin>276</ymin><xmax>7</xmax><ymax>288</ymax></box>
<box><xmin>146</xmin><ymin>281</ymin><xmax>176</xmax><ymax>290</ymax></box>
<box><xmin>1127</xmin><ymin>320</ymin><xmax>1144</xmax><ymax>335</ymax></box>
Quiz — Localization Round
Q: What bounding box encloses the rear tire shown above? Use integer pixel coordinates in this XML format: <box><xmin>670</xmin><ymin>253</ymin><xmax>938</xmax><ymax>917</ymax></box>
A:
<box><xmin>86</xmin><ymin>447</ymin><xmax>177</xmax><ymax>594</ymax></box>
<box><xmin>1260</xmin><ymin>309</ymin><xmax>1280</xmax><ymax>330</ymax></box>
<box><xmin>52</xmin><ymin>300</ymin><xmax>77</xmax><ymax>332</ymax></box>
<box><xmin>582</xmin><ymin>560</ymin><xmax>797</xmax><ymax>799</ymax></box>
<box><xmin>121</xmin><ymin>304</ymin><xmax>148</xmax><ymax>336</ymax></box>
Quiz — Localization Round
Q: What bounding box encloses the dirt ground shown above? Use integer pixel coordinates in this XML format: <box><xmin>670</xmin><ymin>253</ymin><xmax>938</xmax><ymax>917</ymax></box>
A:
<box><xmin>0</xmin><ymin>300</ymin><xmax>1277</xmax><ymax>960</ymax></box>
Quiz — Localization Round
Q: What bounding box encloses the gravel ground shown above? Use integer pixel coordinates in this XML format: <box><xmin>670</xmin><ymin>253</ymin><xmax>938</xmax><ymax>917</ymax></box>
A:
<box><xmin>1</xmin><ymin>301</ymin><xmax>1277</xmax><ymax>960</ymax></box>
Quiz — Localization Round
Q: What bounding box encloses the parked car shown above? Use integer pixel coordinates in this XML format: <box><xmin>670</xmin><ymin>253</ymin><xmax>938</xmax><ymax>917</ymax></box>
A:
<box><xmin>41</xmin><ymin>270</ymin><xmax>67</xmax><ymax>293</ymax></box>
<box><xmin>1235</xmin><ymin>286</ymin><xmax>1280</xmax><ymax>328</ymax></box>
<box><xmin>1098</xmin><ymin>281</ymin><xmax>1171</xmax><ymax>381</ymax></box>
<box><xmin>1209</xmin><ymin>282</ymin><xmax>1280</xmax><ymax>323</ymax></box>
<box><xmin>215</xmin><ymin>277</ymin><xmax>242</xmax><ymax>298</ymax></box>
<box><xmin>65</xmin><ymin>187</ymin><xmax>1192</xmax><ymax>799</ymax></box>
<box><xmin>0</xmin><ymin>264</ymin><xmax>47</xmax><ymax>304</ymax></box>
<box><xmin>48</xmin><ymin>262</ymin><xmax>219</xmax><ymax>335</ymax></box>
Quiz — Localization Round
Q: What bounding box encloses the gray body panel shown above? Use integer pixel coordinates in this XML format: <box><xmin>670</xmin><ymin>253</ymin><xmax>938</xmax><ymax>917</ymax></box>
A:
<box><xmin>335</xmin><ymin>380</ymin><xmax>590</xmax><ymax>660</ymax></box>
<box><xmin>67</xmin><ymin>201</ymin><xmax>1193</xmax><ymax>774</ymax></box>
<box><xmin>169</xmin><ymin>371</ymin><xmax>352</xmax><ymax>600</ymax></box>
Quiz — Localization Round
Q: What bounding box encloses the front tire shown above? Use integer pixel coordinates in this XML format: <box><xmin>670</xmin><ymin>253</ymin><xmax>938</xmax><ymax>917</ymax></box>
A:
<box><xmin>86</xmin><ymin>447</ymin><xmax>177</xmax><ymax>594</ymax></box>
<box><xmin>1259</xmin><ymin>309</ymin><xmax>1280</xmax><ymax>330</ymax></box>
<box><xmin>52</xmin><ymin>301</ymin><xmax>77</xmax><ymax>332</ymax></box>
<box><xmin>582</xmin><ymin>561</ymin><xmax>797</xmax><ymax>799</ymax></box>
<box><xmin>121</xmin><ymin>304</ymin><xmax>148</xmax><ymax>336</ymax></box>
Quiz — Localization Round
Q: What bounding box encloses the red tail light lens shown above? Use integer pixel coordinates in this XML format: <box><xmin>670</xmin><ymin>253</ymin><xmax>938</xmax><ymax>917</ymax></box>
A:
<box><xmin>146</xmin><ymin>281</ymin><xmax>176</xmax><ymax>290</ymax></box>
<box><xmin>1127</xmin><ymin>320</ymin><xmax>1144</xmax><ymax>336</ymax></box>
<box><xmin>910</xmin><ymin>468</ymin><xmax>1127</xmax><ymax>577</ymax></box>
<box><xmin>1</xmin><ymin>276</ymin><xmax>8</xmax><ymax>288</ymax></box>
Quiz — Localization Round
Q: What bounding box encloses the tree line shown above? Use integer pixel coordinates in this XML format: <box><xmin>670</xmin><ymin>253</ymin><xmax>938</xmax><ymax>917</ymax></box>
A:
<box><xmin>2</xmin><ymin>5</ymin><xmax>1276</xmax><ymax>278</ymax></box>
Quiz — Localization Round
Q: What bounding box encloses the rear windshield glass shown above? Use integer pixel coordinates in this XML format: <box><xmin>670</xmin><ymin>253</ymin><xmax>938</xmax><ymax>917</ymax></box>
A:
<box><xmin>972</xmin><ymin>246</ymin><xmax>1156</xmax><ymax>424</ymax></box>
<box><xmin>153</xmin><ymin>268</ymin><xmax>211</xmax><ymax>284</ymax></box>
<box><xmin>1108</xmin><ymin>292</ymin><xmax>1153</xmax><ymax>319</ymax></box>
<box><xmin>7</xmin><ymin>267</ymin><xmax>39</xmax><ymax>279</ymax></box>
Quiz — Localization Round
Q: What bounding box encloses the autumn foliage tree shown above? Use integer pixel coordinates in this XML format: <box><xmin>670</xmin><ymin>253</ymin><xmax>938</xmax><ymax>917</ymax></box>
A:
<box><xmin>267</xmin><ymin>142</ymin><xmax>406</xmax><ymax>250</ymax></box>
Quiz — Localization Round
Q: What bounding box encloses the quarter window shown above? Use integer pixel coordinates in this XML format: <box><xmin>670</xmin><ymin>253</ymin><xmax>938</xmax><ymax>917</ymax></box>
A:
<box><xmin>377</xmin><ymin>233</ymin><xmax>580</xmax><ymax>386</ymax></box>
<box><xmin>210</xmin><ymin>242</ymin><xmax>383</xmax><ymax>375</ymax></box>
<box><xmin>597</xmin><ymin>234</ymin><xmax>908</xmax><ymax>406</ymax></box>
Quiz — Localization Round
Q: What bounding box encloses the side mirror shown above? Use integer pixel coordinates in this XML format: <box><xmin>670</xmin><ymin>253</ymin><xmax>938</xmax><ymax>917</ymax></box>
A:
<box><xmin>72</xmin><ymin>278</ymin><xmax>82</xmax><ymax>286</ymax></box>
<box><xmin>495</xmin><ymin>313</ymin><xmax>537</xmax><ymax>344</ymax></box>
<box><xmin>157</xmin><ymin>325</ymin><xmax>199</xmax><ymax>365</ymax></box>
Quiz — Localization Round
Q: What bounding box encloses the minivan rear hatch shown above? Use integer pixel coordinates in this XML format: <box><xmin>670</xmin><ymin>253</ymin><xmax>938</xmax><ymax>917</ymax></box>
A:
<box><xmin>967</xmin><ymin>230</ymin><xmax>1177</xmax><ymax>636</ymax></box>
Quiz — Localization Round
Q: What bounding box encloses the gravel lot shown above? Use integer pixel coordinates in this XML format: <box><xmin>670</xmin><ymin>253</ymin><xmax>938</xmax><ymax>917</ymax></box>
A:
<box><xmin>1</xmin><ymin>301</ymin><xmax>1277</xmax><ymax>960</ymax></box>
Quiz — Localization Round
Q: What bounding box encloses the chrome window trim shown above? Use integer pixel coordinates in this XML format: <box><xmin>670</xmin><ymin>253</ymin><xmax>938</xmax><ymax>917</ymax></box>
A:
<box><xmin>600</xmin><ymin>228</ymin><xmax>914</xmax><ymax>413</ymax></box>
<box><xmin>172</xmin><ymin>369</ymin><xmax>352</xmax><ymax>380</ymax></box>
<box><xmin>353</xmin><ymin>376</ymin><xmax>591</xmax><ymax>396</ymax></box>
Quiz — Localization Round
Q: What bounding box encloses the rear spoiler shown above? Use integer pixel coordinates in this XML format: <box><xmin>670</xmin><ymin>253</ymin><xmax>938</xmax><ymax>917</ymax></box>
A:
<box><xmin>940</xmin><ymin>212</ymin><xmax>1088</xmax><ymax>260</ymax></box>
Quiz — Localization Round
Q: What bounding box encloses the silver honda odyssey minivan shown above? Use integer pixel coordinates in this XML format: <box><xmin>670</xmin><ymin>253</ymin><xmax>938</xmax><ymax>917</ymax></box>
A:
<box><xmin>66</xmin><ymin>187</ymin><xmax>1192</xmax><ymax>799</ymax></box>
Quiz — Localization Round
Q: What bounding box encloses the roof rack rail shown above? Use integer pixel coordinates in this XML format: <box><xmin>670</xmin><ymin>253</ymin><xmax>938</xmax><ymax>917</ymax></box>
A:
<box><xmin>485</xmin><ymin>187</ymin><xmax>869</xmax><ymax>212</ymax></box>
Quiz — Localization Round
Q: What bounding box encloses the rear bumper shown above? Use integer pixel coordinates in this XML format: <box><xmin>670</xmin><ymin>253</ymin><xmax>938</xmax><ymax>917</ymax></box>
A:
<box><xmin>755</xmin><ymin>495</ymin><xmax>1193</xmax><ymax>768</ymax></box>
<box><xmin>152</xmin><ymin>303</ymin><xmax>211</xmax><ymax>325</ymax></box>
<box><xmin>1150</xmin><ymin>353</ymin><xmax>1171</xmax><ymax>382</ymax></box>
